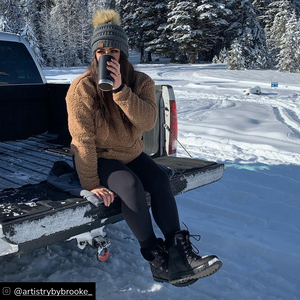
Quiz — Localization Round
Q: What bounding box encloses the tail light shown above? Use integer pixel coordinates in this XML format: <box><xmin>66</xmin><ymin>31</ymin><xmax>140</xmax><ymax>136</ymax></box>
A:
<box><xmin>169</xmin><ymin>100</ymin><xmax>177</xmax><ymax>155</ymax></box>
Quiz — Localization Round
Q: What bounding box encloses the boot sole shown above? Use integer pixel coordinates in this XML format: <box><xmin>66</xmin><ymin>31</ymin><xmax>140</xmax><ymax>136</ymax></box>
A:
<box><xmin>172</xmin><ymin>278</ymin><xmax>198</xmax><ymax>287</ymax></box>
<box><xmin>153</xmin><ymin>276</ymin><xmax>199</xmax><ymax>288</ymax></box>
<box><xmin>168</xmin><ymin>257</ymin><xmax>223</xmax><ymax>285</ymax></box>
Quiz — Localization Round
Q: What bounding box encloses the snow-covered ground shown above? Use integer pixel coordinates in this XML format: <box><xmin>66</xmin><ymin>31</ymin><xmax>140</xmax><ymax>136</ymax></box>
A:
<box><xmin>1</xmin><ymin>53</ymin><xmax>300</xmax><ymax>300</ymax></box>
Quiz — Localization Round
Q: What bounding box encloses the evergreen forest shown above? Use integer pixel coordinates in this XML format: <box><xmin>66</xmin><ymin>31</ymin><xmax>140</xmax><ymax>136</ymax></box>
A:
<box><xmin>1</xmin><ymin>0</ymin><xmax>300</xmax><ymax>72</ymax></box>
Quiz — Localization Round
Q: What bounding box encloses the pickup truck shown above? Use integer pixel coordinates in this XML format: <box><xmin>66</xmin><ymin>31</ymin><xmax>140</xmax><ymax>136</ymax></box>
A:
<box><xmin>0</xmin><ymin>31</ymin><xmax>225</xmax><ymax>259</ymax></box>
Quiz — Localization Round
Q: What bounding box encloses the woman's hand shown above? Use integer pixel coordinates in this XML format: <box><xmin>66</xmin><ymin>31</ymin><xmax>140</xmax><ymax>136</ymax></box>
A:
<box><xmin>107</xmin><ymin>59</ymin><xmax>122</xmax><ymax>90</ymax></box>
<box><xmin>91</xmin><ymin>186</ymin><xmax>115</xmax><ymax>207</ymax></box>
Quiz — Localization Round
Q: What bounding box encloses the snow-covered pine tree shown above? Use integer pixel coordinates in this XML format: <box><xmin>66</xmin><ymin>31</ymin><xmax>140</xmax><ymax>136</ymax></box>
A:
<box><xmin>225</xmin><ymin>0</ymin><xmax>270</xmax><ymax>70</ymax></box>
<box><xmin>212</xmin><ymin>47</ymin><xmax>229</xmax><ymax>64</ymax></box>
<box><xmin>21</xmin><ymin>23</ymin><xmax>44</xmax><ymax>65</ymax></box>
<box><xmin>39</xmin><ymin>0</ymin><xmax>55</xmax><ymax>67</ymax></box>
<box><xmin>116</xmin><ymin>0</ymin><xmax>139</xmax><ymax>53</ymax></box>
<box><xmin>75</xmin><ymin>0</ymin><xmax>93</xmax><ymax>65</ymax></box>
<box><xmin>136</xmin><ymin>1</ymin><xmax>171</xmax><ymax>63</ymax></box>
<box><xmin>212</xmin><ymin>55</ymin><xmax>218</xmax><ymax>64</ymax></box>
<box><xmin>196</xmin><ymin>0</ymin><xmax>230</xmax><ymax>61</ymax></box>
<box><xmin>0</xmin><ymin>9</ymin><xmax>10</xmax><ymax>32</ymax></box>
<box><xmin>0</xmin><ymin>0</ymin><xmax>25</xmax><ymax>34</ymax></box>
<box><xmin>0</xmin><ymin>0</ymin><xmax>43</xmax><ymax>64</ymax></box>
<box><xmin>118</xmin><ymin>0</ymin><xmax>163</xmax><ymax>62</ymax></box>
<box><xmin>20</xmin><ymin>0</ymin><xmax>44</xmax><ymax>66</ymax></box>
<box><xmin>47</xmin><ymin>4</ymin><xmax>65</xmax><ymax>67</ymax></box>
<box><xmin>87</xmin><ymin>0</ymin><xmax>116</xmax><ymax>15</ymax></box>
<box><xmin>97</xmin><ymin>0</ymin><xmax>115</xmax><ymax>10</ymax></box>
<box><xmin>265</xmin><ymin>0</ymin><xmax>288</xmax><ymax>53</ymax></box>
<box><xmin>265</xmin><ymin>0</ymin><xmax>299</xmax><ymax>69</ymax></box>
<box><xmin>227</xmin><ymin>40</ymin><xmax>245</xmax><ymax>70</ymax></box>
<box><xmin>50</xmin><ymin>0</ymin><xmax>87</xmax><ymax>67</ymax></box>
<box><xmin>277</xmin><ymin>10</ymin><xmax>300</xmax><ymax>72</ymax></box>
<box><xmin>131</xmin><ymin>0</ymin><xmax>154</xmax><ymax>62</ymax></box>
<box><xmin>167</xmin><ymin>0</ymin><xmax>202</xmax><ymax>63</ymax></box>
<box><xmin>143</xmin><ymin>1</ymin><xmax>171</xmax><ymax>62</ymax></box>
<box><xmin>291</xmin><ymin>0</ymin><xmax>300</xmax><ymax>17</ymax></box>
<box><xmin>48</xmin><ymin>1</ymin><xmax>72</xmax><ymax>67</ymax></box>
<box><xmin>118</xmin><ymin>0</ymin><xmax>178</xmax><ymax>63</ymax></box>
<box><xmin>252</xmin><ymin>0</ymin><xmax>272</xmax><ymax>27</ymax></box>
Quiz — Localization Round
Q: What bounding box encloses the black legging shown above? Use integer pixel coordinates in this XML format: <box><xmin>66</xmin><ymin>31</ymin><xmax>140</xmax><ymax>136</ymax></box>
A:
<box><xmin>95</xmin><ymin>152</ymin><xmax>180</xmax><ymax>248</ymax></box>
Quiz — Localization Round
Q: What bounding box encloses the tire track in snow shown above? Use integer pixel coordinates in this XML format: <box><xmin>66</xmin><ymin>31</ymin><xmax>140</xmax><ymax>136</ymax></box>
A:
<box><xmin>177</xmin><ymin>130</ymin><xmax>300</xmax><ymax>166</ymax></box>
<box><xmin>272</xmin><ymin>107</ymin><xmax>300</xmax><ymax>139</ymax></box>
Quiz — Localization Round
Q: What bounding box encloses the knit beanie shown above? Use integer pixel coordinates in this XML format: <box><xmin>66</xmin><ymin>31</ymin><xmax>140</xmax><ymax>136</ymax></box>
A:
<box><xmin>91</xmin><ymin>10</ymin><xmax>129</xmax><ymax>58</ymax></box>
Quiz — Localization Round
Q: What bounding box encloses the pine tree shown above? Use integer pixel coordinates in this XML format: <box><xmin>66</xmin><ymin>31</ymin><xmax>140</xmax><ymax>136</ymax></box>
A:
<box><xmin>291</xmin><ymin>0</ymin><xmax>300</xmax><ymax>17</ymax></box>
<box><xmin>265</xmin><ymin>0</ymin><xmax>297</xmax><ymax>68</ymax></box>
<box><xmin>252</xmin><ymin>0</ymin><xmax>272</xmax><ymax>27</ymax></box>
<box><xmin>75</xmin><ymin>0</ymin><xmax>93</xmax><ymax>65</ymax></box>
<box><xmin>167</xmin><ymin>1</ymin><xmax>229</xmax><ymax>63</ymax></box>
<box><xmin>226</xmin><ymin>0</ymin><xmax>270</xmax><ymax>69</ymax></box>
<box><xmin>118</xmin><ymin>0</ymin><xmax>165</xmax><ymax>62</ymax></box>
<box><xmin>144</xmin><ymin>1</ymin><xmax>175</xmax><ymax>60</ymax></box>
<box><xmin>39</xmin><ymin>0</ymin><xmax>55</xmax><ymax>67</ymax></box>
<box><xmin>0</xmin><ymin>0</ymin><xmax>25</xmax><ymax>34</ymax></box>
<box><xmin>265</xmin><ymin>1</ymin><xmax>289</xmax><ymax>48</ymax></box>
<box><xmin>118</xmin><ymin>0</ymin><xmax>177</xmax><ymax>62</ymax></box>
<box><xmin>131</xmin><ymin>0</ymin><xmax>156</xmax><ymax>62</ymax></box>
<box><xmin>139</xmin><ymin>1</ymin><xmax>169</xmax><ymax>62</ymax></box>
<box><xmin>48</xmin><ymin>5</ymin><xmax>65</xmax><ymax>67</ymax></box>
<box><xmin>0</xmin><ymin>10</ymin><xmax>10</xmax><ymax>32</ymax></box>
<box><xmin>20</xmin><ymin>0</ymin><xmax>44</xmax><ymax>65</ymax></box>
<box><xmin>21</xmin><ymin>23</ymin><xmax>44</xmax><ymax>65</ymax></box>
<box><xmin>227</xmin><ymin>40</ymin><xmax>245</xmax><ymax>70</ymax></box>
<box><xmin>137</xmin><ymin>1</ymin><xmax>175</xmax><ymax>62</ymax></box>
<box><xmin>167</xmin><ymin>0</ymin><xmax>203</xmax><ymax>63</ymax></box>
<box><xmin>116</xmin><ymin>0</ymin><xmax>139</xmax><ymax>53</ymax></box>
<box><xmin>50</xmin><ymin>0</ymin><xmax>88</xmax><ymax>67</ymax></box>
<box><xmin>196</xmin><ymin>0</ymin><xmax>230</xmax><ymax>61</ymax></box>
<box><xmin>212</xmin><ymin>47</ymin><xmax>229</xmax><ymax>64</ymax></box>
<box><xmin>97</xmin><ymin>0</ymin><xmax>115</xmax><ymax>10</ymax></box>
<box><xmin>277</xmin><ymin>10</ymin><xmax>300</xmax><ymax>72</ymax></box>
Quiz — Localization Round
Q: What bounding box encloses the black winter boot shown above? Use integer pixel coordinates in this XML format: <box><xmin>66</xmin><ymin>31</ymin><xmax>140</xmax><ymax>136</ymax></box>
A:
<box><xmin>141</xmin><ymin>238</ymin><xmax>170</xmax><ymax>284</ymax></box>
<box><xmin>167</xmin><ymin>230</ymin><xmax>222</xmax><ymax>285</ymax></box>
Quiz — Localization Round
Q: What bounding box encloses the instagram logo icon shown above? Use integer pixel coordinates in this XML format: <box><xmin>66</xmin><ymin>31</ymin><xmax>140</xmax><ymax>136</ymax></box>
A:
<box><xmin>2</xmin><ymin>287</ymin><xmax>11</xmax><ymax>296</ymax></box>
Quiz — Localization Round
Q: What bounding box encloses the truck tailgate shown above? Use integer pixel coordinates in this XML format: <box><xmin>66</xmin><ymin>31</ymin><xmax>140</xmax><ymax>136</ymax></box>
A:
<box><xmin>0</xmin><ymin>134</ymin><xmax>224</xmax><ymax>256</ymax></box>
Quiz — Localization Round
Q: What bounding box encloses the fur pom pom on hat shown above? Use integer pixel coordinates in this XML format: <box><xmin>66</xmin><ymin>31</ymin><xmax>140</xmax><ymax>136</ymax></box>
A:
<box><xmin>91</xmin><ymin>9</ymin><xmax>129</xmax><ymax>58</ymax></box>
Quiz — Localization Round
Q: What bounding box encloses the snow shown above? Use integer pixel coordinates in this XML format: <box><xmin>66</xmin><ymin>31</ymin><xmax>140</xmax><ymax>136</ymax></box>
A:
<box><xmin>181</xmin><ymin>166</ymin><xmax>225</xmax><ymax>193</ymax></box>
<box><xmin>1</xmin><ymin>53</ymin><xmax>300</xmax><ymax>300</ymax></box>
<box><xmin>7</xmin><ymin>205</ymin><xmax>94</xmax><ymax>244</ymax></box>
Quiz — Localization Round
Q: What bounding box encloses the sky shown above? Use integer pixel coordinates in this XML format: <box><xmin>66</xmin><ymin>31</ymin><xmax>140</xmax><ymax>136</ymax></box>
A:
<box><xmin>1</xmin><ymin>53</ymin><xmax>300</xmax><ymax>300</ymax></box>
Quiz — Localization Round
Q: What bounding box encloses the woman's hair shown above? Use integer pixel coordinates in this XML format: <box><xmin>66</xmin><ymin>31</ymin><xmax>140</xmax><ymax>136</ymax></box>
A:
<box><xmin>87</xmin><ymin>51</ymin><xmax>135</xmax><ymax>131</ymax></box>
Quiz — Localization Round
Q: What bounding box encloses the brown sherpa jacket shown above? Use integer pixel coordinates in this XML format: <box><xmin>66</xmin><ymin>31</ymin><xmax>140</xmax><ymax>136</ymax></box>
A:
<box><xmin>65</xmin><ymin>70</ymin><xmax>157</xmax><ymax>191</ymax></box>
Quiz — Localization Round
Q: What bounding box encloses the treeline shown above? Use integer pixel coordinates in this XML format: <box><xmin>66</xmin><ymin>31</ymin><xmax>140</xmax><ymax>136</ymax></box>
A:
<box><xmin>1</xmin><ymin>0</ymin><xmax>300</xmax><ymax>72</ymax></box>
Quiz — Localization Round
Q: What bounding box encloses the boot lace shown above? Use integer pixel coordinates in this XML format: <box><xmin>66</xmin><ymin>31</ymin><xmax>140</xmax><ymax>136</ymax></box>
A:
<box><xmin>180</xmin><ymin>223</ymin><xmax>201</xmax><ymax>260</ymax></box>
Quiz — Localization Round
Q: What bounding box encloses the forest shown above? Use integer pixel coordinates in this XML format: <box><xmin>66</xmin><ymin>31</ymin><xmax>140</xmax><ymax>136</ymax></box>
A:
<box><xmin>1</xmin><ymin>0</ymin><xmax>300</xmax><ymax>72</ymax></box>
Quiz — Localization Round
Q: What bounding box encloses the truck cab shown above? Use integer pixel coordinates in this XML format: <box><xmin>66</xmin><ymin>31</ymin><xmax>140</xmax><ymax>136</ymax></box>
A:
<box><xmin>0</xmin><ymin>31</ymin><xmax>46</xmax><ymax>85</ymax></box>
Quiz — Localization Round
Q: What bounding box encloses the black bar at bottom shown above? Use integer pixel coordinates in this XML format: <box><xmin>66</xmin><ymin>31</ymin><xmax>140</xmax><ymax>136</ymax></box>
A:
<box><xmin>0</xmin><ymin>282</ymin><xmax>95</xmax><ymax>299</ymax></box>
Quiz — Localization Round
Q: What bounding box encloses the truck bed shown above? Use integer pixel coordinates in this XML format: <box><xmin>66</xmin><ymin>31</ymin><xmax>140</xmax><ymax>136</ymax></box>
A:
<box><xmin>0</xmin><ymin>35</ymin><xmax>225</xmax><ymax>257</ymax></box>
<box><xmin>0</xmin><ymin>133</ymin><xmax>225</xmax><ymax>256</ymax></box>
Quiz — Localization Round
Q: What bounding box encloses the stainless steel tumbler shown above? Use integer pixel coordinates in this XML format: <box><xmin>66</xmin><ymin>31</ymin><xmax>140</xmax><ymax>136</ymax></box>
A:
<box><xmin>98</xmin><ymin>54</ymin><xmax>115</xmax><ymax>91</ymax></box>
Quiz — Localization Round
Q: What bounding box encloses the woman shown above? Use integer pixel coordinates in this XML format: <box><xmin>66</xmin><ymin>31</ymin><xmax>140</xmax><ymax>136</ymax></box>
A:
<box><xmin>66</xmin><ymin>9</ymin><xmax>222</xmax><ymax>286</ymax></box>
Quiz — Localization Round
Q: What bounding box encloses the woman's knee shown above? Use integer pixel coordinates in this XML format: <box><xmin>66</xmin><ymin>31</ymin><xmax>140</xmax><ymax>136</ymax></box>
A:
<box><xmin>110</xmin><ymin>171</ymin><xmax>147</xmax><ymax>213</ymax></box>
<box><xmin>108</xmin><ymin>170</ymin><xmax>144</xmax><ymax>198</ymax></box>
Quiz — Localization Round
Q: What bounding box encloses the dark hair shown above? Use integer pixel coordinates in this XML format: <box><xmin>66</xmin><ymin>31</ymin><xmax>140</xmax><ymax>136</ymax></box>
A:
<box><xmin>87</xmin><ymin>51</ymin><xmax>135</xmax><ymax>130</ymax></box>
